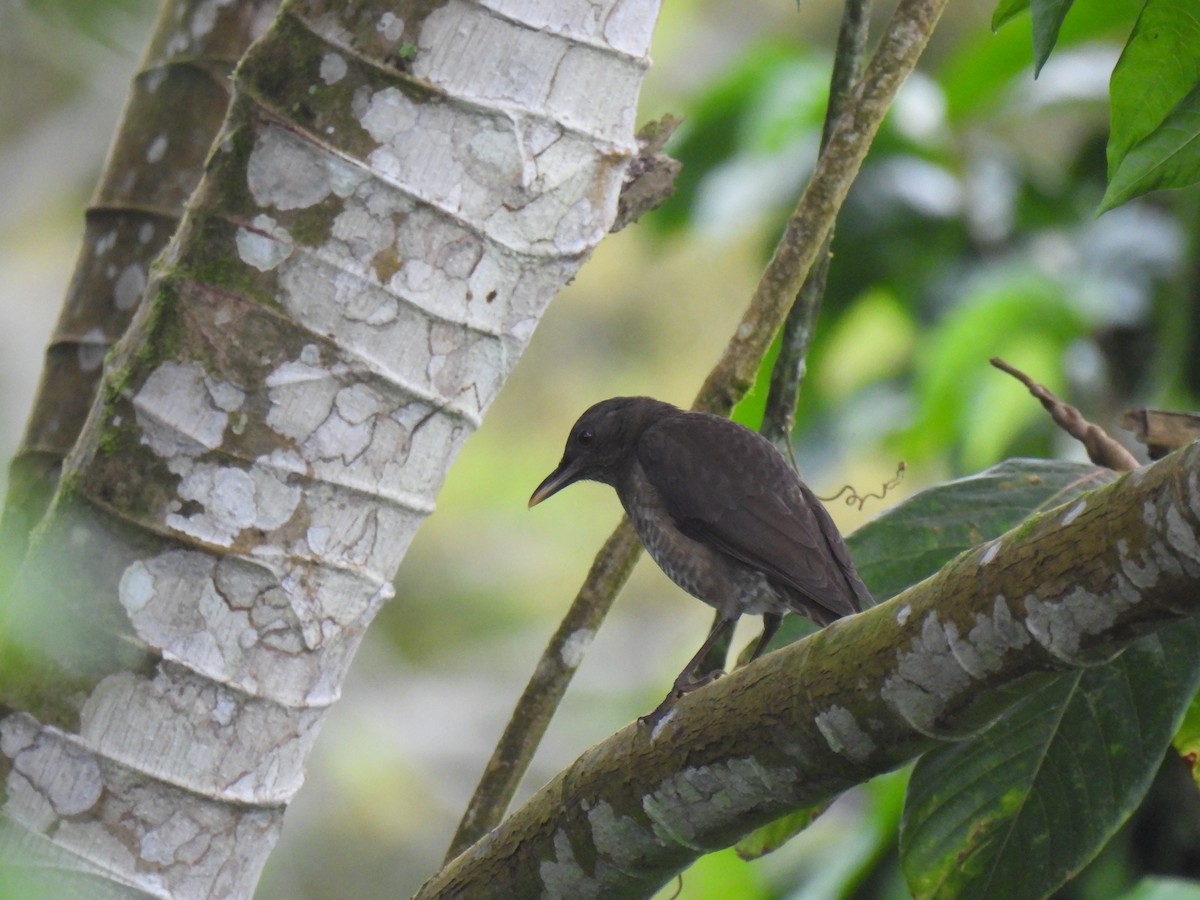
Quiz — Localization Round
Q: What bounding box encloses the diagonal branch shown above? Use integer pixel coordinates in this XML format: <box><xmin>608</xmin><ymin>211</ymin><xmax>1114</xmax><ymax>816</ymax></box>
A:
<box><xmin>445</xmin><ymin>0</ymin><xmax>951</xmax><ymax>862</ymax></box>
<box><xmin>420</xmin><ymin>441</ymin><xmax>1200</xmax><ymax>899</ymax></box>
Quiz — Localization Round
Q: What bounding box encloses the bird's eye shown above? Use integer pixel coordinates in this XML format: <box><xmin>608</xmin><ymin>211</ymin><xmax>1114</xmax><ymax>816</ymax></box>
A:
<box><xmin>578</xmin><ymin>430</ymin><xmax>594</xmax><ymax>445</ymax></box>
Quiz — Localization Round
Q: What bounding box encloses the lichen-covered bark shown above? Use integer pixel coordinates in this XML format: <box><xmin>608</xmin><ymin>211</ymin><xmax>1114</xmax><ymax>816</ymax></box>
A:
<box><xmin>418</xmin><ymin>444</ymin><xmax>1200</xmax><ymax>899</ymax></box>
<box><xmin>0</xmin><ymin>0</ymin><xmax>660</xmax><ymax>895</ymax></box>
<box><xmin>1</xmin><ymin>0</ymin><xmax>281</xmax><ymax>559</ymax></box>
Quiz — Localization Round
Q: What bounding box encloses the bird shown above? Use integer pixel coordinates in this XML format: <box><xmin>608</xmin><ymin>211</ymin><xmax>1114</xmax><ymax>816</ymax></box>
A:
<box><xmin>528</xmin><ymin>396</ymin><xmax>872</xmax><ymax>724</ymax></box>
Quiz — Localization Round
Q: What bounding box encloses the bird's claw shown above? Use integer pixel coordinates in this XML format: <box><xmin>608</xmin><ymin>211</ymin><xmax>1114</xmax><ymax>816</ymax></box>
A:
<box><xmin>674</xmin><ymin>667</ymin><xmax>725</xmax><ymax>693</ymax></box>
<box><xmin>637</xmin><ymin>669</ymin><xmax>727</xmax><ymax>729</ymax></box>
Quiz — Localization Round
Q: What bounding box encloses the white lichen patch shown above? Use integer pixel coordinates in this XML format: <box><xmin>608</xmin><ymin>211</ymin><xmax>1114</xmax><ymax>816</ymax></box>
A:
<box><xmin>113</xmin><ymin>262</ymin><xmax>147</xmax><ymax>310</ymax></box>
<box><xmin>358</xmin><ymin>85</ymin><xmax>617</xmax><ymax>254</ymax></box>
<box><xmin>1024</xmin><ymin>588</ymin><xmax>1131</xmax><ymax>663</ymax></box>
<box><xmin>236</xmin><ymin>213</ymin><xmax>294</xmax><ymax>271</ymax></box>
<box><xmin>263</xmin><ymin>346</ymin><xmax>468</xmax><ymax>504</ymax></box>
<box><xmin>1163</xmin><ymin>504</ymin><xmax>1200</xmax><ymax>577</ymax></box>
<box><xmin>643</xmin><ymin>757</ymin><xmax>795</xmax><ymax>849</ymax></box>
<box><xmin>880</xmin><ymin>611</ymin><xmax>1012</xmax><ymax>737</ymax></box>
<box><xmin>377</xmin><ymin>11</ymin><xmax>404</xmax><ymax>42</ymax></box>
<box><xmin>140</xmin><ymin>810</ymin><xmax>204</xmax><ymax>866</ymax></box>
<box><xmin>77</xmin><ymin>326</ymin><xmax>108</xmax><ymax>372</ymax></box>
<box><xmin>80</xmin><ymin>668</ymin><xmax>322</xmax><ymax>804</ymax></box>
<box><xmin>586</xmin><ymin>800</ymin><xmax>656</xmax><ymax>870</ymax></box>
<box><xmin>319</xmin><ymin>52</ymin><xmax>348</xmax><ymax>85</ymax></box>
<box><xmin>2</xmin><ymin>716</ymin><xmax>103</xmax><ymax>820</ymax></box>
<box><xmin>1061</xmin><ymin>500</ymin><xmax>1086</xmax><ymax>526</ymax></box>
<box><xmin>3</xmin><ymin>715</ymin><xmax>285</xmax><ymax>898</ymax></box>
<box><xmin>134</xmin><ymin>361</ymin><xmax>236</xmax><ymax>457</ymax></box>
<box><xmin>560</xmin><ymin>628</ymin><xmax>594</xmax><ymax>668</ymax></box>
<box><xmin>117</xmin><ymin>549</ymin><xmax>390</xmax><ymax>706</ymax></box>
<box><xmin>416</xmin><ymin>2</ymin><xmax>644</xmax><ymax>146</ymax></box>
<box><xmin>146</xmin><ymin>133</ymin><xmax>168</xmax><ymax>164</ymax></box>
<box><xmin>814</xmin><ymin>706</ymin><xmax>876</xmax><ymax>762</ymax></box>
<box><xmin>166</xmin><ymin>461</ymin><xmax>301</xmax><ymax>547</ymax></box>
<box><xmin>247</xmin><ymin>125</ymin><xmax>351</xmax><ymax>212</ymax></box>
<box><xmin>956</xmin><ymin>596</ymin><xmax>1030</xmax><ymax>676</ymax></box>
<box><xmin>539</xmin><ymin>828</ymin><xmax>600</xmax><ymax>900</ymax></box>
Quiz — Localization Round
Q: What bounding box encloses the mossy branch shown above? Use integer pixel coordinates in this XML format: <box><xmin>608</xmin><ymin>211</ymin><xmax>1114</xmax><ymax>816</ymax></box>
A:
<box><xmin>423</xmin><ymin>442</ymin><xmax>1200</xmax><ymax>898</ymax></box>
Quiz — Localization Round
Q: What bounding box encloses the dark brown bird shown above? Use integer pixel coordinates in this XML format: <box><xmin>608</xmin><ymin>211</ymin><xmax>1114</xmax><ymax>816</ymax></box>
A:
<box><xmin>529</xmin><ymin>396</ymin><xmax>871</xmax><ymax>722</ymax></box>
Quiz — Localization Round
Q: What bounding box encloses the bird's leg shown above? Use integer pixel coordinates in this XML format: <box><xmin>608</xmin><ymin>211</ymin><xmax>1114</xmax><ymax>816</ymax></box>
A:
<box><xmin>639</xmin><ymin>616</ymin><xmax>737</xmax><ymax>728</ymax></box>
<box><xmin>674</xmin><ymin>615</ymin><xmax>738</xmax><ymax>691</ymax></box>
<box><xmin>746</xmin><ymin>612</ymin><xmax>783</xmax><ymax>663</ymax></box>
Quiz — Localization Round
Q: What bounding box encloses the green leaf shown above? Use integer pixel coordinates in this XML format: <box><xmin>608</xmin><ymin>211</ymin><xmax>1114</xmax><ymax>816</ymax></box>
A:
<box><xmin>992</xmin><ymin>0</ymin><xmax>1030</xmax><ymax>32</ymax></box>
<box><xmin>1107</xmin><ymin>0</ymin><xmax>1200</xmax><ymax>180</ymax></box>
<box><xmin>1029</xmin><ymin>0</ymin><xmax>1076</xmax><ymax>75</ymax></box>
<box><xmin>734</xmin><ymin>802</ymin><xmax>829</xmax><ymax>860</ymax></box>
<box><xmin>1171</xmin><ymin>687</ymin><xmax>1200</xmax><ymax>787</ymax></box>
<box><xmin>1101</xmin><ymin>82</ymin><xmax>1200</xmax><ymax>212</ymax></box>
<box><xmin>901</xmin><ymin>619</ymin><xmax>1200</xmax><ymax>899</ymax></box>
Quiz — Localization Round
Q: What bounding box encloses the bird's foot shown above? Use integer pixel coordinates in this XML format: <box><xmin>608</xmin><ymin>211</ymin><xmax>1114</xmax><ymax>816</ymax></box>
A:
<box><xmin>637</xmin><ymin>669</ymin><xmax>726</xmax><ymax>729</ymax></box>
<box><xmin>637</xmin><ymin>691</ymin><xmax>682</xmax><ymax>729</ymax></box>
<box><xmin>675</xmin><ymin>667</ymin><xmax>725</xmax><ymax>693</ymax></box>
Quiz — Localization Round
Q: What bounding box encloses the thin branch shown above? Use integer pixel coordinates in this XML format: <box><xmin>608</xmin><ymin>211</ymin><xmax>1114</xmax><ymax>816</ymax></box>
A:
<box><xmin>990</xmin><ymin>357</ymin><xmax>1140</xmax><ymax>472</ymax></box>
<box><xmin>695</xmin><ymin>0</ymin><xmax>949</xmax><ymax>416</ymax></box>
<box><xmin>419</xmin><ymin>443</ymin><xmax>1200</xmax><ymax>898</ymax></box>
<box><xmin>761</xmin><ymin>0</ymin><xmax>873</xmax><ymax>454</ymax></box>
<box><xmin>444</xmin><ymin>0</ymin><xmax>949</xmax><ymax>860</ymax></box>
<box><xmin>701</xmin><ymin>0</ymin><xmax>874</xmax><ymax>697</ymax></box>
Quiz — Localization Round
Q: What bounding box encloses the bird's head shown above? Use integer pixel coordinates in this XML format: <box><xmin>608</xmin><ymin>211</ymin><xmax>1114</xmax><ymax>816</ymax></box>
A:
<box><xmin>529</xmin><ymin>396</ymin><xmax>673</xmax><ymax>507</ymax></box>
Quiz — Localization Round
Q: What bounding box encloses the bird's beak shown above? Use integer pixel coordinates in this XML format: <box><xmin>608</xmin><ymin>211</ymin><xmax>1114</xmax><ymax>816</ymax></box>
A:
<box><xmin>528</xmin><ymin>458</ymin><xmax>582</xmax><ymax>508</ymax></box>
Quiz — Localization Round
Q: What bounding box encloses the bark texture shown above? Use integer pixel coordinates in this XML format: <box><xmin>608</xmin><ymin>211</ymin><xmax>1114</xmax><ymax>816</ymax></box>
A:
<box><xmin>0</xmin><ymin>0</ymin><xmax>660</xmax><ymax>895</ymax></box>
<box><xmin>2</xmin><ymin>0</ymin><xmax>281</xmax><ymax>557</ymax></box>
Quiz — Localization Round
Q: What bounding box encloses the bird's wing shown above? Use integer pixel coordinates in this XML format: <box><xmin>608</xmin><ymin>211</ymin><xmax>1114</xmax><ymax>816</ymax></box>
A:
<box><xmin>637</xmin><ymin>414</ymin><xmax>868</xmax><ymax>620</ymax></box>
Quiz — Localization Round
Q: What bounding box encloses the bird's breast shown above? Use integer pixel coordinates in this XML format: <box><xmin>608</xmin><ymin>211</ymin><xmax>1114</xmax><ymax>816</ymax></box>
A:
<box><xmin>617</xmin><ymin>465</ymin><xmax>787</xmax><ymax>618</ymax></box>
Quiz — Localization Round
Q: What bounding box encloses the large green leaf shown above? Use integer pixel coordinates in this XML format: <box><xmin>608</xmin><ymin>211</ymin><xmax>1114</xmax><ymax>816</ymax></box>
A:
<box><xmin>1106</xmin><ymin>0</ymin><xmax>1200</xmax><ymax>178</ymax></box>
<box><xmin>901</xmin><ymin>618</ymin><xmax>1200</xmax><ymax>899</ymax></box>
<box><xmin>1102</xmin><ymin>83</ymin><xmax>1200</xmax><ymax>212</ymax></box>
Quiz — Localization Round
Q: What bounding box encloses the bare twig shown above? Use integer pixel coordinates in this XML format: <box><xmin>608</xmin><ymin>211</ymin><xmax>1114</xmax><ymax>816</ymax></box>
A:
<box><xmin>445</xmin><ymin>0</ymin><xmax>950</xmax><ymax>861</ymax></box>
<box><xmin>990</xmin><ymin>357</ymin><xmax>1140</xmax><ymax>472</ymax></box>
